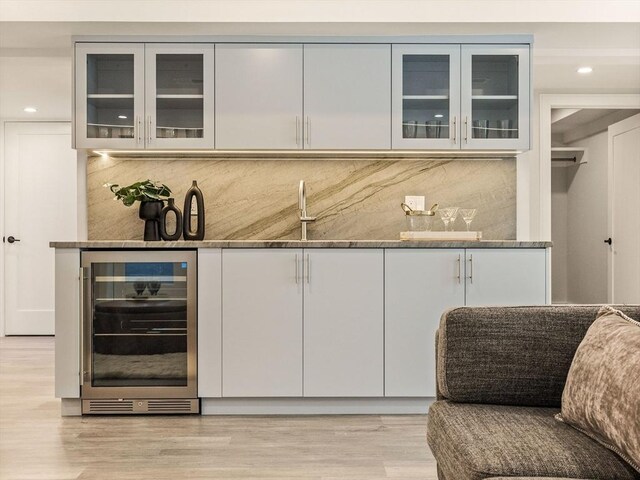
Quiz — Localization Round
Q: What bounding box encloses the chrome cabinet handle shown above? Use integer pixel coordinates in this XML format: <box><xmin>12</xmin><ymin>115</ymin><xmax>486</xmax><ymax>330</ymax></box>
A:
<box><xmin>134</xmin><ymin>115</ymin><xmax>139</xmax><ymax>144</ymax></box>
<box><xmin>457</xmin><ymin>254</ymin><xmax>461</xmax><ymax>283</ymax></box>
<box><xmin>468</xmin><ymin>254</ymin><xmax>473</xmax><ymax>284</ymax></box>
<box><xmin>464</xmin><ymin>116</ymin><xmax>469</xmax><ymax>143</ymax></box>
<box><xmin>452</xmin><ymin>116</ymin><xmax>457</xmax><ymax>144</ymax></box>
<box><xmin>306</xmin><ymin>254</ymin><xmax>311</xmax><ymax>284</ymax></box>
<box><xmin>295</xmin><ymin>116</ymin><xmax>300</xmax><ymax>146</ymax></box>
<box><xmin>79</xmin><ymin>267</ymin><xmax>85</xmax><ymax>386</ymax></box>
<box><xmin>305</xmin><ymin>116</ymin><xmax>310</xmax><ymax>146</ymax></box>
<box><xmin>295</xmin><ymin>254</ymin><xmax>299</xmax><ymax>284</ymax></box>
<box><xmin>147</xmin><ymin>115</ymin><xmax>153</xmax><ymax>144</ymax></box>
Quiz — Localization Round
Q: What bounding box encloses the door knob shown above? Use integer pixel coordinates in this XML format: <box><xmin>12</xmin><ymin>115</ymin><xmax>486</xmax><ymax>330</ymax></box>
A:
<box><xmin>5</xmin><ymin>236</ymin><xmax>20</xmax><ymax>243</ymax></box>
<box><xmin>604</xmin><ymin>237</ymin><xmax>612</xmax><ymax>245</ymax></box>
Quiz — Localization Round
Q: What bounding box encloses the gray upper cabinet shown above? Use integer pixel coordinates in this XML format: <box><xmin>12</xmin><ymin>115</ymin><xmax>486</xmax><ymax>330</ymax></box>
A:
<box><xmin>461</xmin><ymin>45</ymin><xmax>530</xmax><ymax>150</ymax></box>
<box><xmin>75</xmin><ymin>43</ymin><xmax>145</xmax><ymax>149</ymax></box>
<box><xmin>145</xmin><ymin>44</ymin><xmax>215</xmax><ymax>149</ymax></box>
<box><xmin>303</xmin><ymin>44</ymin><xmax>391</xmax><ymax>150</ymax></box>
<box><xmin>215</xmin><ymin>44</ymin><xmax>303</xmax><ymax>149</ymax></box>
<box><xmin>392</xmin><ymin>44</ymin><xmax>461</xmax><ymax>150</ymax></box>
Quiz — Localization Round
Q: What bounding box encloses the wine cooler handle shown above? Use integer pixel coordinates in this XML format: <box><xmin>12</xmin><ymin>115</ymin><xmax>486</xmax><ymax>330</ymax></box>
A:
<box><xmin>79</xmin><ymin>267</ymin><xmax>85</xmax><ymax>386</ymax></box>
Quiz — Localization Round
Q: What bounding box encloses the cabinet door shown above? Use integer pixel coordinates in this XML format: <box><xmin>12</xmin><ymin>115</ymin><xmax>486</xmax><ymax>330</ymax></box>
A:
<box><xmin>461</xmin><ymin>45</ymin><xmax>530</xmax><ymax>150</ymax></box>
<box><xmin>303</xmin><ymin>44</ymin><xmax>391</xmax><ymax>149</ymax></box>
<box><xmin>392</xmin><ymin>45</ymin><xmax>461</xmax><ymax>149</ymax></box>
<box><xmin>465</xmin><ymin>249</ymin><xmax>546</xmax><ymax>306</ymax></box>
<box><xmin>75</xmin><ymin>43</ymin><xmax>145</xmax><ymax>149</ymax></box>
<box><xmin>385</xmin><ymin>249</ymin><xmax>465</xmax><ymax>397</ymax></box>
<box><xmin>145</xmin><ymin>44</ymin><xmax>214</xmax><ymax>149</ymax></box>
<box><xmin>222</xmin><ymin>249</ymin><xmax>303</xmax><ymax>397</ymax></box>
<box><xmin>303</xmin><ymin>249</ymin><xmax>384</xmax><ymax>397</ymax></box>
<box><xmin>215</xmin><ymin>44</ymin><xmax>303</xmax><ymax>149</ymax></box>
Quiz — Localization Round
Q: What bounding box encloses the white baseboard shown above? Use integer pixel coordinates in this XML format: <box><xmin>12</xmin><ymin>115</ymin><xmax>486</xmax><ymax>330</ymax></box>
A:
<box><xmin>201</xmin><ymin>397</ymin><xmax>434</xmax><ymax>415</ymax></box>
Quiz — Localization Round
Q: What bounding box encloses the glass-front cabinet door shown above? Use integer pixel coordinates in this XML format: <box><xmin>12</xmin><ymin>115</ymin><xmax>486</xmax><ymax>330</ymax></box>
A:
<box><xmin>81</xmin><ymin>251</ymin><xmax>197</xmax><ymax>399</ymax></box>
<box><xmin>75</xmin><ymin>43</ymin><xmax>145</xmax><ymax>149</ymax></box>
<box><xmin>144</xmin><ymin>44</ymin><xmax>215</xmax><ymax>149</ymax></box>
<box><xmin>461</xmin><ymin>45</ymin><xmax>530</xmax><ymax>150</ymax></box>
<box><xmin>392</xmin><ymin>45</ymin><xmax>461</xmax><ymax>149</ymax></box>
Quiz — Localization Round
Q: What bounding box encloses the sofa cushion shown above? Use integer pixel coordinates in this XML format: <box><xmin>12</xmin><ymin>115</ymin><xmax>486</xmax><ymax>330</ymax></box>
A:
<box><xmin>436</xmin><ymin>305</ymin><xmax>640</xmax><ymax>407</ymax></box>
<box><xmin>487</xmin><ymin>478</ymin><xmax>592</xmax><ymax>480</ymax></box>
<box><xmin>558</xmin><ymin>306</ymin><xmax>640</xmax><ymax>473</ymax></box>
<box><xmin>427</xmin><ymin>400</ymin><xmax>640</xmax><ymax>480</ymax></box>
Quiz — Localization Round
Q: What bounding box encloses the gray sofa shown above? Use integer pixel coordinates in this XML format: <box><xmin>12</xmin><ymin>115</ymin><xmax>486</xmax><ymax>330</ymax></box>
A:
<box><xmin>427</xmin><ymin>305</ymin><xmax>640</xmax><ymax>480</ymax></box>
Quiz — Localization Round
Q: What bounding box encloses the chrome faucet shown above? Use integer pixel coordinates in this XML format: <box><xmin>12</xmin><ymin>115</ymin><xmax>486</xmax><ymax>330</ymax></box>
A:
<box><xmin>298</xmin><ymin>180</ymin><xmax>317</xmax><ymax>241</ymax></box>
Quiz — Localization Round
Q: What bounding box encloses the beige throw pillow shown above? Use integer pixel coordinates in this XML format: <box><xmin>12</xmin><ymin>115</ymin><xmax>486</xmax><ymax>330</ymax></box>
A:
<box><xmin>556</xmin><ymin>306</ymin><xmax>640</xmax><ymax>473</ymax></box>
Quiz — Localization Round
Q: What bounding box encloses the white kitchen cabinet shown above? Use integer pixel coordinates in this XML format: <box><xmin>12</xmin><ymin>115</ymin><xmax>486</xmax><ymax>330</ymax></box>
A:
<box><xmin>461</xmin><ymin>45</ymin><xmax>530</xmax><ymax>150</ymax></box>
<box><xmin>75</xmin><ymin>43</ymin><xmax>145</xmax><ymax>149</ymax></box>
<box><xmin>197</xmin><ymin>249</ymin><xmax>222</xmax><ymax>398</ymax></box>
<box><xmin>222</xmin><ymin>249</ymin><xmax>303</xmax><ymax>397</ymax></box>
<box><xmin>385</xmin><ymin>249</ymin><xmax>465</xmax><ymax>397</ymax></box>
<box><xmin>215</xmin><ymin>44</ymin><xmax>303</xmax><ymax>149</ymax></box>
<box><xmin>303</xmin><ymin>44</ymin><xmax>391</xmax><ymax>149</ymax></box>
<box><xmin>465</xmin><ymin>248</ymin><xmax>546</xmax><ymax>306</ymax></box>
<box><xmin>303</xmin><ymin>249</ymin><xmax>384</xmax><ymax>397</ymax></box>
<box><xmin>392</xmin><ymin>45</ymin><xmax>461</xmax><ymax>149</ymax></box>
<box><xmin>145</xmin><ymin>44</ymin><xmax>215</xmax><ymax>149</ymax></box>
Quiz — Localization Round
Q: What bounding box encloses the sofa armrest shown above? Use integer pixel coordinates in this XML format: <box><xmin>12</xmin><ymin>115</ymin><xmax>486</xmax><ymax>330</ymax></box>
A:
<box><xmin>436</xmin><ymin>305</ymin><xmax>639</xmax><ymax>407</ymax></box>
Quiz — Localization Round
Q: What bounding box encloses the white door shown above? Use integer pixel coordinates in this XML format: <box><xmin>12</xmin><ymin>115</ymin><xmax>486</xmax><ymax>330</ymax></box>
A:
<box><xmin>221</xmin><ymin>249</ymin><xmax>303</xmax><ymax>397</ymax></box>
<box><xmin>465</xmin><ymin>249</ymin><xmax>547</xmax><ymax>306</ymax></box>
<box><xmin>215</xmin><ymin>44</ymin><xmax>303</xmax><ymax>149</ymax></box>
<box><xmin>461</xmin><ymin>45</ymin><xmax>530</xmax><ymax>150</ymax></box>
<box><xmin>4</xmin><ymin>122</ymin><xmax>77</xmax><ymax>335</ymax></box>
<box><xmin>145</xmin><ymin>44</ymin><xmax>215</xmax><ymax>149</ymax></box>
<box><xmin>75</xmin><ymin>43</ymin><xmax>145</xmax><ymax>149</ymax></box>
<box><xmin>608</xmin><ymin>113</ymin><xmax>640</xmax><ymax>303</ymax></box>
<box><xmin>303</xmin><ymin>249</ymin><xmax>384</xmax><ymax>397</ymax></box>
<box><xmin>385</xmin><ymin>249</ymin><xmax>465</xmax><ymax>397</ymax></box>
<box><xmin>392</xmin><ymin>44</ymin><xmax>461</xmax><ymax>149</ymax></box>
<box><xmin>303</xmin><ymin>44</ymin><xmax>391</xmax><ymax>149</ymax></box>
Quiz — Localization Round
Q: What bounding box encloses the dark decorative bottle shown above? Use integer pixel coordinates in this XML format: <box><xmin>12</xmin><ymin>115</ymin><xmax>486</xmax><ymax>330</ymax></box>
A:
<box><xmin>159</xmin><ymin>198</ymin><xmax>183</xmax><ymax>241</ymax></box>
<box><xmin>183</xmin><ymin>180</ymin><xmax>205</xmax><ymax>240</ymax></box>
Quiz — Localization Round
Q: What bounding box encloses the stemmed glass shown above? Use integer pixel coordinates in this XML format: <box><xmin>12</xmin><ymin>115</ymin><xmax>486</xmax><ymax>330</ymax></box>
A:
<box><xmin>459</xmin><ymin>208</ymin><xmax>477</xmax><ymax>231</ymax></box>
<box><xmin>449</xmin><ymin>207</ymin><xmax>460</xmax><ymax>231</ymax></box>
<box><xmin>439</xmin><ymin>207</ymin><xmax>459</xmax><ymax>232</ymax></box>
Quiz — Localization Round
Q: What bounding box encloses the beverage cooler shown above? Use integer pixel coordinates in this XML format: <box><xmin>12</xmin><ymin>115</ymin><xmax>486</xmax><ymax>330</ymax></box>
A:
<box><xmin>80</xmin><ymin>250</ymin><xmax>198</xmax><ymax>414</ymax></box>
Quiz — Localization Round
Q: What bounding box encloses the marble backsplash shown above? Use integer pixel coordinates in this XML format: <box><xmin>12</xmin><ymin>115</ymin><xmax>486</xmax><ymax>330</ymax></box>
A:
<box><xmin>87</xmin><ymin>156</ymin><xmax>516</xmax><ymax>240</ymax></box>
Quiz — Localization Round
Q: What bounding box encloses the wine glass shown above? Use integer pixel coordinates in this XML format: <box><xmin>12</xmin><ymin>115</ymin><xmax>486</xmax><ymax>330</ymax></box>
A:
<box><xmin>459</xmin><ymin>208</ymin><xmax>477</xmax><ymax>231</ymax></box>
<box><xmin>439</xmin><ymin>207</ymin><xmax>459</xmax><ymax>232</ymax></box>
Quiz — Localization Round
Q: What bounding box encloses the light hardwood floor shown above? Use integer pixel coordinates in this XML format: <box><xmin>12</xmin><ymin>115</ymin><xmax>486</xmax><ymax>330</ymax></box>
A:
<box><xmin>0</xmin><ymin>337</ymin><xmax>436</xmax><ymax>480</ymax></box>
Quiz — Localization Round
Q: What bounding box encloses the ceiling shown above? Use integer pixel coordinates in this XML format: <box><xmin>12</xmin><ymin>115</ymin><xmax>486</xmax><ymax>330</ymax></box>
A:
<box><xmin>1</xmin><ymin>16</ymin><xmax>638</xmax><ymax>120</ymax></box>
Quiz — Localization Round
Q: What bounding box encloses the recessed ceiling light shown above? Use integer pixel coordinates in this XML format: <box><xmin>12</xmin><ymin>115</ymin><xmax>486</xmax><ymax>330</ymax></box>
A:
<box><xmin>577</xmin><ymin>67</ymin><xmax>593</xmax><ymax>74</ymax></box>
<box><xmin>118</xmin><ymin>115</ymin><xmax>127</xmax><ymax>119</ymax></box>
<box><xmin>434</xmin><ymin>114</ymin><xmax>444</xmax><ymax>118</ymax></box>
<box><xmin>23</xmin><ymin>107</ymin><xmax>37</xmax><ymax>113</ymax></box>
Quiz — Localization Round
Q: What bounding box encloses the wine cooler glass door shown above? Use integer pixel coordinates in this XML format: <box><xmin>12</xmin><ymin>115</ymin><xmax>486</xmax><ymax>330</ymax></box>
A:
<box><xmin>81</xmin><ymin>251</ymin><xmax>197</xmax><ymax>399</ymax></box>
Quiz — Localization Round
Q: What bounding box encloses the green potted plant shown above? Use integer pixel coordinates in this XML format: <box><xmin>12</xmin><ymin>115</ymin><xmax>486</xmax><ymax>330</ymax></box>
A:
<box><xmin>106</xmin><ymin>180</ymin><xmax>172</xmax><ymax>241</ymax></box>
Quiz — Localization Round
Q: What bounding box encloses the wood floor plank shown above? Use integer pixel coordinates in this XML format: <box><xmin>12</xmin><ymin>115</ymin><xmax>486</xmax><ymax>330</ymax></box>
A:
<box><xmin>0</xmin><ymin>337</ymin><xmax>435</xmax><ymax>480</ymax></box>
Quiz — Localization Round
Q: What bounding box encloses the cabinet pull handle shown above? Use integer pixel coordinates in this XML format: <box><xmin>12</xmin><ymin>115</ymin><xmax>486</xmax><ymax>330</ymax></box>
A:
<box><xmin>135</xmin><ymin>116</ymin><xmax>142</xmax><ymax>144</ymax></box>
<box><xmin>464</xmin><ymin>116</ymin><xmax>469</xmax><ymax>143</ymax></box>
<box><xmin>457</xmin><ymin>254</ymin><xmax>461</xmax><ymax>283</ymax></box>
<box><xmin>147</xmin><ymin>115</ymin><xmax>152</xmax><ymax>144</ymax></box>
<box><xmin>79</xmin><ymin>267</ymin><xmax>85</xmax><ymax>386</ymax></box>
<box><xmin>452</xmin><ymin>116</ymin><xmax>457</xmax><ymax>144</ymax></box>
<box><xmin>295</xmin><ymin>254</ymin><xmax>299</xmax><ymax>284</ymax></box>
<box><xmin>468</xmin><ymin>254</ymin><xmax>473</xmax><ymax>284</ymax></box>
<box><xmin>295</xmin><ymin>116</ymin><xmax>300</xmax><ymax>146</ymax></box>
<box><xmin>305</xmin><ymin>116</ymin><xmax>310</xmax><ymax>146</ymax></box>
<box><xmin>306</xmin><ymin>254</ymin><xmax>310</xmax><ymax>284</ymax></box>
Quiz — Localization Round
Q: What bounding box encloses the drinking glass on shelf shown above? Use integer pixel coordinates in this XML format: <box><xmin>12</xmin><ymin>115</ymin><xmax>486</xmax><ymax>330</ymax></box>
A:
<box><xmin>459</xmin><ymin>208</ymin><xmax>477</xmax><ymax>231</ymax></box>
<box><xmin>439</xmin><ymin>207</ymin><xmax>459</xmax><ymax>232</ymax></box>
<box><xmin>403</xmin><ymin>120</ymin><xmax>418</xmax><ymax>138</ymax></box>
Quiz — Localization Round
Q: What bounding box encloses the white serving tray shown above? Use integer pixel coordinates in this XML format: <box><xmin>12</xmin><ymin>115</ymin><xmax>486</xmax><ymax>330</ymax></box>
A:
<box><xmin>400</xmin><ymin>231</ymin><xmax>483</xmax><ymax>241</ymax></box>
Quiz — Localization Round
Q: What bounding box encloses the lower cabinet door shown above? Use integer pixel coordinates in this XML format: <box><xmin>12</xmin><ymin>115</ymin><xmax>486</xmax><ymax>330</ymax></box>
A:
<box><xmin>303</xmin><ymin>249</ymin><xmax>384</xmax><ymax>397</ymax></box>
<box><xmin>385</xmin><ymin>249</ymin><xmax>465</xmax><ymax>397</ymax></box>
<box><xmin>222</xmin><ymin>249</ymin><xmax>303</xmax><ymax>397</ymax></box>
<box><xmin>465</xmin><ymin>248</ymin><xmax>547</xmax><ymax>306</ymax></box>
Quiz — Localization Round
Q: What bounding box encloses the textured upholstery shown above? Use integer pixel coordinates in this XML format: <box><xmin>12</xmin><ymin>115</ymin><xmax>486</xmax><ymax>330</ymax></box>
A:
<box><xmin>436</xmin><ymin>305</ymin><xmax>640</xmax><ymax>407</ymax></box>
<box><xmin>427</xmin><ymin>401</ymin><xmax>640</xmax><ymax>480</ymax></box>
<box><xmin>487</xmin><ymin>478</ymin><xmax>593</xmax><ymax>480</ymax></box>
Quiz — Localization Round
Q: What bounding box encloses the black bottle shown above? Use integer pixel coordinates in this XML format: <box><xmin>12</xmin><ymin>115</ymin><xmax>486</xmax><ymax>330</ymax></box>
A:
<box><xmin>183</xmin><ymin>180</ymin><xmax>205</xmax><ymax>240</ymax></box>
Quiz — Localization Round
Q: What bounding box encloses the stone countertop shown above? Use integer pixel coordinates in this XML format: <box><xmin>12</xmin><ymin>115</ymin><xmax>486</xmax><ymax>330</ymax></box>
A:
<box><xmin>50</xmin><ymin>240</ymin><xmax>552</xmax><ymax>249</ymax></box>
